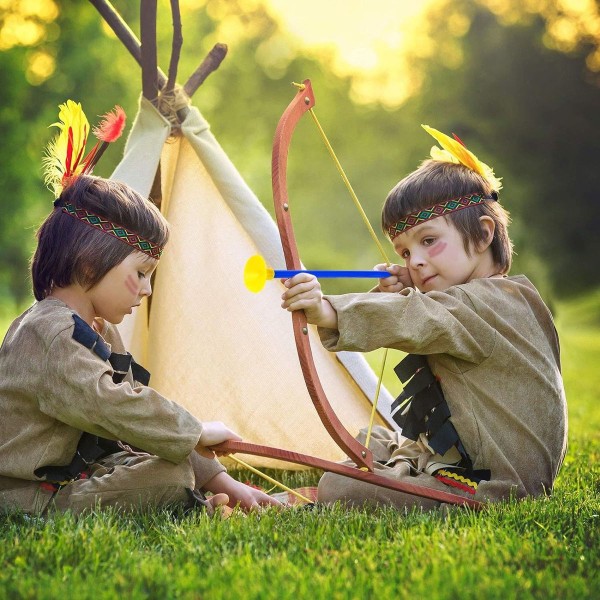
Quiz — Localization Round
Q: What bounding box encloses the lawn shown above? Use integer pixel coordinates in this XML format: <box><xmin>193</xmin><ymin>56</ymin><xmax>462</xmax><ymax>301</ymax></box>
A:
<box><xmin>0</xmin><ymin>292</ymin><xmax>598</xmax><ymax>599</ymax></box>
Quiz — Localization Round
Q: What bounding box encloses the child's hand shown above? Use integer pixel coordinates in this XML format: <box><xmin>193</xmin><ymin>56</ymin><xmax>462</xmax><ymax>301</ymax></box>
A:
<box><xmin>204</xmin><ymin>472</ymin><xmax>282</xmax><ymax>511</ymax></box>
<box><xmin>281</xmin><ymin>273</ymin><xmax>338</xmax><ymax>329</ymax></box>
<box><xmin>196</xmin><ymin>422</ymin><xmax>242</xmax><ymax>458</ymax></box>
<box><xmin>374</xmin><ymin>263</ymin><xmax>413</xmax><ymax>293</ymax></box>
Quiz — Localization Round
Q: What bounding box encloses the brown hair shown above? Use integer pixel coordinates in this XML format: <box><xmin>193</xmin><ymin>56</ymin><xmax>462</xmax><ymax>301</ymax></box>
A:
<box><xmin>382</xmin><ymin>160</ymin><xmax>513</xmax><ymax>273</ymax></box>
<box><xmin>31</xmin><ymin>175</ymin><xmax>170</xmax><ymax>301</ymax></box>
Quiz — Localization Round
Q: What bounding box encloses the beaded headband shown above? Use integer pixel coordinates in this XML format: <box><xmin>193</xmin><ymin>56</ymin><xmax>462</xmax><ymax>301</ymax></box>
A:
<box><xmin>62</xmin><ymin>203</ymin><xmax>164</xmax><ymax>259</ymax></box>
<box><xmin>386</xmin><ymin>192</ymin><xmax>498</xmax><ymax>241</ymax></box>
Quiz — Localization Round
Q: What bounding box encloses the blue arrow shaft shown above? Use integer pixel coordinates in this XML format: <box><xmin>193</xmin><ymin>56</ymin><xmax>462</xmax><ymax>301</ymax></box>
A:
<box><xmin>273</xmin><ymin>269</ymin><xmax>390</xmax><ymax>279</ymax></box>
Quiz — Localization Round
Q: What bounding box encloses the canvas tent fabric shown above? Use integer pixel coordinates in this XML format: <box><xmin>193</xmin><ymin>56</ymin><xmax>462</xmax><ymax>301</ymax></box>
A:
<box><xmin>111</xmin><ymin>96</ymin><xmax>397</xmax><ymax>468</ymax></box>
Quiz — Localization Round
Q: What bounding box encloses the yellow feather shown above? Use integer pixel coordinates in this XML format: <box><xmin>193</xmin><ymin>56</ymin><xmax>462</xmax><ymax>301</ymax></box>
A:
<box><xmin>43</xmin><ymin>100</ymin><xmax>90</xmax><ymax>197</ymax></box>
<box><xmin>421</xmin><ymin>124</ymin><xmax>502</xmax><ymax>191</ymax></box>
<box><xmin>430</xmin><ymin>146</ymin><xmax>459</xmax><ymax>164</ymax></box>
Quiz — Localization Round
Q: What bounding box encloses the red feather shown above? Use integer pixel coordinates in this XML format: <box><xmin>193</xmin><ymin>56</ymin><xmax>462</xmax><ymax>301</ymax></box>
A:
<box><xmin>71</xmin><ymin>124</ymin><xmax>88</xmax><ymax>172</ymax></box>
<box><xmin>92</xmin><ymin>105</ymin><xmax>126</xmax><ymax>142</ymax></box>
<box><xmin>65</xmin><ymin>127</ymin><xmax>74</xmax><ymax>176</ymax></box>
<box><xmin>452</xmin><ymin>132</ymin><xmax>466</xmax><ymax>147</ymax></box>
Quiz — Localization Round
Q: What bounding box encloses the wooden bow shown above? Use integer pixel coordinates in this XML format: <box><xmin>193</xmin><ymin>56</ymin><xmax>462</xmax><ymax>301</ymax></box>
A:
<box><xmin>212</xmin><ymin>81</ymin><xmax>482</xmax><ymax>510</ymax></box>
<box><xmin>271</xmin><ymin>80</ymin><xmax>373</xmax><ymax>471</ymax></box>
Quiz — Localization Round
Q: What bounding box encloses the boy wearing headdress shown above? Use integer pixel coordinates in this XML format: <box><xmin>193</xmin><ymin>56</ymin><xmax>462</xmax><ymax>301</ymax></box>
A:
<box><xmin>0</xmin><ymin>102</ymin><xmax>279</xmax><ymax>515</ymax></box>
<box><xmin>281</xmin><ymin>126</ymin><xmax>567</xmax><ymax>509</ymax></box>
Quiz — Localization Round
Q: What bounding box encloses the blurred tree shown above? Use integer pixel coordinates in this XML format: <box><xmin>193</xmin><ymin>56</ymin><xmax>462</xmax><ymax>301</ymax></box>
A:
<box><xmin>400</xmin><ymin>0</ymin><xmax>600</xmax><ymax>296</ymax></box>
<box><xmin>0</xmin><ymin>0</ymin><xmax>139</xmax><ymax>312</ymax></box>
<box><xmin>0</xmin><ymin>0</ymin><xmax>598</xmax><ymax>315</ymax></box>
<box><xmin>478</xmin><ymin>0</ymin><xmax>600</xmax><ymax>80</ymax></box>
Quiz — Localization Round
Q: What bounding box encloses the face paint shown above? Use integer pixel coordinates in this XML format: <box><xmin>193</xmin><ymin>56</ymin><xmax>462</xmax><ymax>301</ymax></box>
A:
<box><xmin>427</xmin><ymin>241</ymin><xmax>447</xmax><ymax>258</ymax></box>
<box><xmin>125</xmin><ymin>274</ymin><xmax>140</xmax><ymax>296</ymax></box>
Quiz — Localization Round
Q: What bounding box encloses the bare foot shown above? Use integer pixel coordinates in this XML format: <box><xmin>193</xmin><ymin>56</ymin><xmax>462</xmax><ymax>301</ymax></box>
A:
<box><xmin>206</xmin><ymin>492</ymin><xmax>232</xmax><ymax>519</ymax></box>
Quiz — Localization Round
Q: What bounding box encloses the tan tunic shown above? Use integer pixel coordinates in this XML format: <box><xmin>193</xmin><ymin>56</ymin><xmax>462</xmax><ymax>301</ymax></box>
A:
<box><xmin>0</xmin><ymin>298</ymin><xmax>223</xmax><ymax>511</ymax></box>
<box><xmin>319</xmin><ymin>275</ymin><xmax>567</xmax><ymax>502</ymax></box>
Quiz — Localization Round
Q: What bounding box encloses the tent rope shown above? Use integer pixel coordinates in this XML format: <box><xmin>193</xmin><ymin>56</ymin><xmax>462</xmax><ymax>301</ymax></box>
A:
<box><xmin>155</xmin><ymin>84</ymin><xmax>191</xmax><ymax>132</ymax></box>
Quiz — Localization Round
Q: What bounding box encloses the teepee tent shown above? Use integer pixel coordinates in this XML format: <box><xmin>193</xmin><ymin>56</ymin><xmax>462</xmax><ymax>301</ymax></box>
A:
<box><xmin>92</xmin><ymin>0</ymin><xmax>398</xmax><ymax>468</ymax></box>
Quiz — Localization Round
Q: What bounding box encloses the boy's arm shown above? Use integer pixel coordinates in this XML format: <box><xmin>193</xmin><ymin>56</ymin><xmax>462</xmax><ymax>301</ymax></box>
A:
<box><xmin>41</xmin><ymin>328</ymin><xmax>212</xmax><ymax>464</ymax></box>
<box><xmin>318</xmin><ymin>286</ymin><xmax>496</xmax><ymax>364</ymax></box>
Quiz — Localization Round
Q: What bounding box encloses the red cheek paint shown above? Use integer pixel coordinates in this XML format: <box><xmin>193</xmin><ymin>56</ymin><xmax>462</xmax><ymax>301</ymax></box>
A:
<box><xmin>427</xmin><ymin>241</ymin><xmax>447</xmax><ymax>258</ymax></box>
<box><xmin>125</xmin><ymin>274</ymin><xmax>140</xmax><ymax>295</ymax></box>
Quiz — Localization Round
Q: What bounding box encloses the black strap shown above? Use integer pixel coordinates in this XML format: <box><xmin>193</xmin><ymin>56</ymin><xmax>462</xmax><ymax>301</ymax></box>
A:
<box><xmin>39</xmin><ymin>315</ymin><xmax>155</xmax><ymax>484</ymax></box>
<box><xmin>391</xmin><ymin>353</ymin><xmax>488</xmax><ymax>478</ymax></box>
<box><xmin>34</xmin><ymin>432</ymin><xmax>118</xmax><ymax>484</ymax></box>
<box><xmin>394</xmin><ymin>353</ymin><xmax>428</xmax><ymax>383</ymax></box>
<box><xmin>397</xmin><ymin>384</ymin><xmax>446</xmax><ymax>440</ymax></box>
<box><xmin>71</xmin><ymin>314</ymin><xmax>153</xmax><ymax>386</ymax></box>
<box><xmin>131</xmin><ymin>360</ymin><xmax>151</xmax><ymax>386</ymax></box>
<box><xmin>109</xmin><ymin>352</ymin><xmax>133</xmax><ymax>384</ymax></box>
<box><xmin>426</xmin><ymin>402</ymin><xmax>451</xmax><ymax>433</ymax></box>
<box><xmin>428</xmin><ymin>420</ymin><xmax>460</xmax><ymax>456</ymax></box>
<box><xmin>72</xmin><ymin>314</ymin><xmax>110</xmax><ymax>361</ymax></box>
<box><xmin>391</xmin><ymin>366</ymin><xmax>436</xmax><ymax>409</ymax></box>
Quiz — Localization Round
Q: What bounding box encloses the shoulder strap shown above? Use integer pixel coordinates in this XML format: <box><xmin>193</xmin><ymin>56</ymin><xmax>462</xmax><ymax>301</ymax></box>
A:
<box><xmin>71</xmin><ymin>314</ymin><xmax>111</xmax><ymax>361</ymax></box>
<box><xmin>71</xmin><ymin>315</ymin><xmax>152</xmax><ymax>385</ymax></box>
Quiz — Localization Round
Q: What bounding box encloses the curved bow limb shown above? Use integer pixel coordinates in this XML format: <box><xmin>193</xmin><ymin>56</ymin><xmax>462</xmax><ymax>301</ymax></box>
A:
<box><xmin>211</xmin><ymin>441</ymin><xmax>482</xmax><ymax>509</ymax></box>
<box><xmin>271</xmin><ymin>79</ymin><xmax>373</xmax><ymax>472</ymax></box>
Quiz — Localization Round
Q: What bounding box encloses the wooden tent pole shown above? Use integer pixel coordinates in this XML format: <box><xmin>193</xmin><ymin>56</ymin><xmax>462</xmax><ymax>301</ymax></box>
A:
<box><xmin>88</xmin><ymin>0</ymin><xmax>227</xmax><ymax>99</ymax></box>
<box><xmin>140</xmin><ymin>0</ymin><xmax>159</xmax><ymax>102</ymax></box>
<box><xmin>88</xmin><ymin>0</ymin><xmax>167</xmax><ymax>87</ymax></box>
<box><xmin>183</xmin><ymin>43</ymin><xmax>228</xmax><ymax>97</ymax></box>
<box><xmin>165</xmin><ymin>0</ymin><xmax>183</xmax><ymax>93</ymax></box>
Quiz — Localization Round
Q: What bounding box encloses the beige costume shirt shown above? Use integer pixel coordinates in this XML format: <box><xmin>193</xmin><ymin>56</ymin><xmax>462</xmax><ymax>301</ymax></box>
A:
<box><xmin>0</xmin><ymin>298</ymin><xmax>222</xmax><ymax>486</ymax></box>
<box><xmin>319</xmin><ymin>275</ymin><xmax>567</xmax><ymax>501</ymax></box>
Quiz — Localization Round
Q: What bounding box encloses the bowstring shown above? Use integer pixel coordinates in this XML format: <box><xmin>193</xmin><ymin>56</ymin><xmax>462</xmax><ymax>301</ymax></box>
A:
<box><xmin>293</xmin><ymin>82</ymin><xmax>391</xmax><ymax>452</ymax></box>
<box><xmin>228</xmin><ymin>455</ymin><xmax>313</xmax><ymax>504</ymax></box>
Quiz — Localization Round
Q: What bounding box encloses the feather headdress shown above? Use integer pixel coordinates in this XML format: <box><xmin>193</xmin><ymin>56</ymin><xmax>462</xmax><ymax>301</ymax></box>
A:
<box><xmin>421</xmin><ymin>124</ymin><xmax>502</xmax><ymax>191</ymax></box>
<box><xmin>43</xmin><ymin>101</ymin><xmax>126</xmax><ymax>197</ymax></box>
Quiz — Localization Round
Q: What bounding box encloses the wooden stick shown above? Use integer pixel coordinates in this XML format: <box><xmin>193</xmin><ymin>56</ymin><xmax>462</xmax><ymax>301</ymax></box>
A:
<box><xmin>213</xmin><ymin>440</ymin><xmax>483</xmax><ymax>509</ymax></box>
<box><xmin>89</xmin><ymin>0</ymin><xmax>226</xmax><ymax>98</ymax></box>
<box><xmin>165</xmin><ymin>0</ymin><xmax>183</xmax><ymax>93</ymax></box>
<box><xmin>183</xmin><ymin>43</ymin><xmax>228</xmax><ymax>98</ymax></box>
<box><xmin>140</xmin><ymin>0</ymin><xmax>159</xmax><ymax>102</ymax></box>
<box><xmin>88</xmin><ymin>0</ymin><xmax>167</xmax><ymax>87</ymax></box>
<box><xmin>272</xmin><ymin>80</ymin><xmax>374</xmax><ymax>471</ymax></box>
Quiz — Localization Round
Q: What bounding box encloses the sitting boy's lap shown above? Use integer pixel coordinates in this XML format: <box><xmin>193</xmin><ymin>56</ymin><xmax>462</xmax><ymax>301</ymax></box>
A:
<box><xmin>48</xmin><ymin>452</ymin><xmax>195</xmax><ymax>514</ymax></box>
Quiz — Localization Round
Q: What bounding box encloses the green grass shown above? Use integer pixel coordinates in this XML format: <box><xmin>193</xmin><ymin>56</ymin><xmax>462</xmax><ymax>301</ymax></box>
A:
<box><xmin>1</xmin><ymin>293</ymin><xmax>599</xmax><ymax>599</ymax></box>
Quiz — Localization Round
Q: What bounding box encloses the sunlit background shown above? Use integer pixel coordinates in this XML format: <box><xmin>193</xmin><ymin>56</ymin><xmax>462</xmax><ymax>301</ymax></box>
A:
<box><xmin>3</xmin><ymin>0</ymin><xmax>600</xmax><ymax>101</ymax></box>
<box><xmin>1</xmin><ymin>0</ymin><xmax>599</xmax><ymax>317</ymax></box>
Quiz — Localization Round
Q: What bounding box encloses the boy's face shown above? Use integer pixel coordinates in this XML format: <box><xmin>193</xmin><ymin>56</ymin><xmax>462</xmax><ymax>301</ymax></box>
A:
<box><xmin>87</xmin><ymin>251</ymin><xmax>158</xmax><ymax>324</ymax></box>
<box><xmin>392</xmin><ymin>216</ymin><xmax>490</xmax><ymax>292</ymax></box>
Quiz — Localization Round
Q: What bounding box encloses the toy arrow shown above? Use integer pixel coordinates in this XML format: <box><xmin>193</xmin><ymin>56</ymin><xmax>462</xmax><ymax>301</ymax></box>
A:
<box><xmin>244</xmin><ymin>254</ymin><xmax>391</xmax><ymax>293</ymax></box>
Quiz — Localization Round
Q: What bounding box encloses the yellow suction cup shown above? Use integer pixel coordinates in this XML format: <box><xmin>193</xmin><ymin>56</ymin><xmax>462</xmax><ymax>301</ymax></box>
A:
<box><xmin>244</xmin><ymin>255</ymin><xmax>274</xmax><ymax>293</ymax></box>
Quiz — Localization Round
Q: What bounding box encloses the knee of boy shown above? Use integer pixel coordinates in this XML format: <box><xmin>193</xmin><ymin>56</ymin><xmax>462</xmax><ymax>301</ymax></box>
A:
<box><xmin>317</xmin><ymin>472</ymin><xmax>349</xmax><ymax>504</ymax></box>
